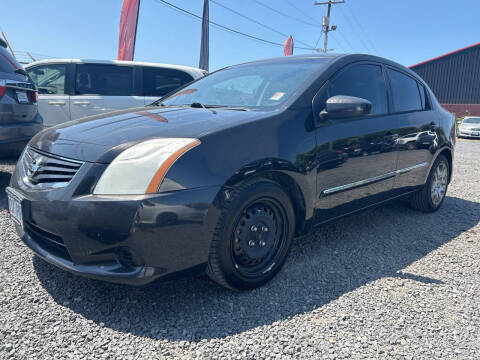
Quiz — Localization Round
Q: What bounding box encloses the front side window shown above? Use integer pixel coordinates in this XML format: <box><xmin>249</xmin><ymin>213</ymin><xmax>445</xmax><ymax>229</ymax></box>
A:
<box><xmin>387</xmin><ymin>68</ymin><xmax>422</xmax><ymax>112</ymax></box>
<box><xmin>162</xmin><ymin>60</ymin><xmax>329</xmax><ymax>109</ymax></box>
<box><xmin>75</xmin><ymin>64</ymin><xmax>133</xmax><ymax>96</ymax></box>
<box><xmin>320</xmin><ymin>64</ymin><xmax>388</xmax><ymax>116</ymax></box>
<box><xmin>143</xmin><ymin>67</ymin><xmax>193</xmax><ymax>97</ymax></box>
<box><xmin>27</xmin><ymin>64</ymin><xmax>66</xmax><ymax>94</ymax></box>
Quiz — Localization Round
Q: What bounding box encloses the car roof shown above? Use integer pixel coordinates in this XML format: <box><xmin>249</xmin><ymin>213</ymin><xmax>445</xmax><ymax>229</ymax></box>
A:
<box><xmin>24</xmin><ymin>59</ymin><xmax>207</xmax><ymax>78</ymax></box>
<box><xmin>228</xmin><ymin>53</ymin><xmax>418</xmax><ymax>78</ymax></box>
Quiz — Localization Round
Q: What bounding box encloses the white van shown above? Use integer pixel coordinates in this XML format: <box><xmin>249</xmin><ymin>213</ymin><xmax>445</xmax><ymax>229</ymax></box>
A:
<box><xmin>25</xmin><ymin>59</ymin><xmax>206</xmax><ymax>126</ymax></box>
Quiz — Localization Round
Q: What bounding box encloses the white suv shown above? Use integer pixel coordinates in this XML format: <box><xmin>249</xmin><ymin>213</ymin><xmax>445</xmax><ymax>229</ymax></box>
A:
<box><xmin>25</xmin><ymin>59</ymin><xmax>206</xmax><ymax>126</ymax></box>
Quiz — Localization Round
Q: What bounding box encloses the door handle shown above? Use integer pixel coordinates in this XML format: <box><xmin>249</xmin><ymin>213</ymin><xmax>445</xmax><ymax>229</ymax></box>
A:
<box><xmin>73</xmin><ymin>101</ymin><xmax>90</xmax><ymax>106</ymax></box>
<box><xmin>48</xmin><ymin>101</ymin><xmax>66</xmax><ymax>106</ymax></box>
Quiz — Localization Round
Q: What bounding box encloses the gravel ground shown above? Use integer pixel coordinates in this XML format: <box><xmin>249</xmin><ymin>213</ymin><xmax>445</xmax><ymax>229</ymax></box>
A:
<box><xmin>1</xmin><ymin>139</ymin><xmax>480</xmax><ymax>359</ymax></box>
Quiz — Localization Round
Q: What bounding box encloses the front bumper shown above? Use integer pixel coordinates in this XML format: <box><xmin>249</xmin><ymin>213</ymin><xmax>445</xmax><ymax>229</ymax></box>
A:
<box><xmin>458</xmin><ymin>129</ymin><xmax>480</xmax><ymax>138</ymax></box>
<box><xmin>7</xmin><ymin>178</ymin><xmax>221</xmax><ymax>285</ymax></box>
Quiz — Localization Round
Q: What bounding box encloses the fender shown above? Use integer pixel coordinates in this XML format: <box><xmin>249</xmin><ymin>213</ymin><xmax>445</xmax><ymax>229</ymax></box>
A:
<box><xmin>423</xmin><ymin>145</ymin><xmax>454</xmax><ymax>184</ymax></box>
<box><xmin>221</xmin><ymin>158</ymin><xmax>315</xmax><ymax>236</ymax></box>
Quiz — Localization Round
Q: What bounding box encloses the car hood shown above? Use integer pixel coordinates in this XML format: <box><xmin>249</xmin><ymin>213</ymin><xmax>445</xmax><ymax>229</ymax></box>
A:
<box><xmin>30</xmin><ymin>106</ymin><xmax>275</xmax><ymax>163</ymax></box>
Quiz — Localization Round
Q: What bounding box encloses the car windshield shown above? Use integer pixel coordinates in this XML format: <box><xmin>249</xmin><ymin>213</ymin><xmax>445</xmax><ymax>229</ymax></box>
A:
<box><xmin>463</xmin><ymin>117</ymin><xmax>480</xmax><ymax>124</ymax></box>
<box><xmin>161</xmin><ymin>59</ymin><xmax>329</xmax><ymax>109</ymax></box>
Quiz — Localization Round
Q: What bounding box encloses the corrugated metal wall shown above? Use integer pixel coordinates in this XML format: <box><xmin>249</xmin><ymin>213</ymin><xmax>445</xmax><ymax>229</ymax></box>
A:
<box><xmin>411</xmin><ymin>44</ymin><xmax>480</xmax><ymax>104</ymax></box>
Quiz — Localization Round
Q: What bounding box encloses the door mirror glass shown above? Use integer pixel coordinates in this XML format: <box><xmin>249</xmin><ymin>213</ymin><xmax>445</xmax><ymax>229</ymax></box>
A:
<box><xmin>320</xmin><ymin>95</ymin><xmax>372</xmax><ymax>120</ymax></box>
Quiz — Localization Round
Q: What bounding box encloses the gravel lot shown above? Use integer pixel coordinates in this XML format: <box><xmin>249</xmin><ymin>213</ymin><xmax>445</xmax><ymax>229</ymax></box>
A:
<box><xmin>1</xmin><ymin>139</ymin><xmax>480</xmax><ymax>359</ymax></box>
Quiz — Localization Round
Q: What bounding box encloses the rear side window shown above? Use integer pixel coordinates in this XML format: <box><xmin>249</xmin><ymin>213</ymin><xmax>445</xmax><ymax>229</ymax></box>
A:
<box><xmin>417</xmin><ymin>82</ymin><xmax>430</xmax><ymax>110</ymax></box>
<box><xmin>75</xmin><ymin>64</ymin><xmax>133</xmax><ymax>96</ymax></box>
<box><xmin>0</xmin><ymin>47</ymin><xmax>22</xmax><ymax>73</ymax></box>
<box><xmin>387</xmin><ymin>68</ymin><xmax>422</xmax><ymax>112</ymax></box>
<box><xmin>143</xmin><ymin>67</ymin><xmax>193</xmax><ymax>97</ymax></box>
<box><xmin>325</xmin><ymin>64</ymin><xmax>388</xmax><ymax>116</ymax></box>
<box><xmin>27</xmin><ymin>64</ymin><xmax>66</xmax><ymax>94</ymax></box>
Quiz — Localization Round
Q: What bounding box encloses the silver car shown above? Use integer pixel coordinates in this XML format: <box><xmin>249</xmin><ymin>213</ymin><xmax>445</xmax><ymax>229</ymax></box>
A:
<box><xmin>458</xmin><ymin>116</ymin><xmax>480</xmax><ymax>138</ymax></box>
<box><xmin>25</xmin><ymin>59</ymin><xmax>206</xmax><ymax>127</ymax></box>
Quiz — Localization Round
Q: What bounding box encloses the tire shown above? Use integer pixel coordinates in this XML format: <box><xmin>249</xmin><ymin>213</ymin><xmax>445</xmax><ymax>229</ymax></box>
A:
<box><xmin>206</xmin><ymin>178</ymin><xmax>295</xmax><ymax>291</ymax></box>
<box><xmin>410</xmin><ymin>154</ymin><xmax>450</xmax><ymax>212</ymax></box>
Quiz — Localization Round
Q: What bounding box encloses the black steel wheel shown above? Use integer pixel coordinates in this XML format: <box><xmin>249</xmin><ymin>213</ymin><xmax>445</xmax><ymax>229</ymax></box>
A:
<box><xmin>206</xmin><ymin>178</ymin><xmax>295</xmax><ymax>290</ymax></box>
<box><xmin>231</xmin><ymin>198</ymin><xmax>288</xmax><ymax>278</ymax></box>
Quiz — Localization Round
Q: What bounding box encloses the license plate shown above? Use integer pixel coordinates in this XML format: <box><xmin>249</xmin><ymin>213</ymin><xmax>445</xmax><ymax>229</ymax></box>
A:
<box><xmin>16</xmin><ymin>90</ymin><xmax>29</xmax><ymax>103</ymax></box>
<box><xmin>6</xmin><ymin>190</ymin><xmax>23</xmax><ymax>227</ymax></box>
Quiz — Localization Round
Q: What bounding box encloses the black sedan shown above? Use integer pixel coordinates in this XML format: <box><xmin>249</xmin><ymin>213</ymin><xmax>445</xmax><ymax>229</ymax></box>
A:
<box><xmin>6</xmin><ymin>54</ymin><xmax>455</xmax><ymax>290</ymax></box>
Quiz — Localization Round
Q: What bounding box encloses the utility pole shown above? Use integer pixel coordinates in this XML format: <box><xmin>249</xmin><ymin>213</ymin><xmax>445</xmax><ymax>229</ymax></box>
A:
<box><xmin>314</xmin><ymin>0</ymin><xmax>344</xmax><ymax>53</ymax></box>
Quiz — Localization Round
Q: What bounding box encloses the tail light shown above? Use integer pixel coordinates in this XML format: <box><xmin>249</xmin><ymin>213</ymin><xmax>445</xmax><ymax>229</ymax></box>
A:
<box><xmin>29</xmin><ymin>90</ymin><xmax>38</xmax><ymax>103</ymax></box>
<box><xmin>0</xmin><ymin>80</ymin><xmax>5</xmax><ymax>99</ymax></box>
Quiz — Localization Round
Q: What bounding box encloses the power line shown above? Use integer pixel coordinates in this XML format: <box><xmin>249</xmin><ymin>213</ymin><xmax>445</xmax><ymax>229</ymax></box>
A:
<box><xmin>328</xmin><ymin>32</ymin><xmax>346</xmax><ymax>52</ymax></box>
<box><xmin>337</xmin><ymin>6</ymin><xmax>371</xmax><ymax>53</ymax></box>
<box><xmin>210</xmin><ymin>0</ymin><xmax>315</xmax><ymax>49</ymax></box>
<box><xmin>249</xmin><ymin>0</ymin><xmax>321</xmax><ymax>28</ymax></box>
<box><xmin>285</xmin><ymin>0</ymin><xmax>322</xmax><ymax>26</ymax></box>
<box><xmin>153</xmin><ymin>0</ymin><xmax>315</xmax><ymax>50</ymax></box>
<box><xmin>344</xmin><ymin>2</ymin><xmax>378</xmax><ymax>53</ymax></box>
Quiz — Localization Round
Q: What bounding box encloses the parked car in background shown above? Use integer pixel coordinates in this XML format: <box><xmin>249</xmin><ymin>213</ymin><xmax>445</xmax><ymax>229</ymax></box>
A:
<box><xmin>7</xmin><ymin>54</ymin><xmax>455</xmax><ymax>291</ymax></box>
<box><xmin>24</xmin><ymin>59</ymin><xmax>206</xmax><ymax>126</ymax></box>
<box><xmin>0</xmin><ymin>39</ymin><xmax>42</xmax><ymax>157</ymax></box>
<box><xmin>458</xmin><ymin>116</ymin><xmax>480</xmax><ymax>138</ymax></box>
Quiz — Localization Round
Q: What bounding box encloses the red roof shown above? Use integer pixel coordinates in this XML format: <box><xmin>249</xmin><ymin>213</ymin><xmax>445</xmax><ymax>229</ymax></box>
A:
<box><xmin>410</xmin><ymin>42</ymin><xmax>480</xmax><ymax>68</ymax></box>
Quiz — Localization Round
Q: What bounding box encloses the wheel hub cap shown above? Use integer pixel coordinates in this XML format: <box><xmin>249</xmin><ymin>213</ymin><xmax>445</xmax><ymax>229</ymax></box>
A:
<box><xmin>431</xmin><ymin>162</ymin><xmax>448</xmax><ymax>206</ymax></box>
<box><xmin>233</xmin><ymin>204</ymin><xmax>277</xmax><ymax>266</ymax></box>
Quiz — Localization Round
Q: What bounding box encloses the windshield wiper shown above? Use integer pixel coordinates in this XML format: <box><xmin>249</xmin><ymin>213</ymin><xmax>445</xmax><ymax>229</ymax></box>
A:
<box><xmin>190</xmin><ymin>102</ymin><xmax>217</xmax><ymax>115</ymax></box>
<box><xmin>191</xmin><ymin>103</ymin><xmax>250</xmax><ymax>112</ymax></box>
<box><xmin>214</xmin><ymin>106</ymin><xmax>250</xmax><ymax>111</ymax></box>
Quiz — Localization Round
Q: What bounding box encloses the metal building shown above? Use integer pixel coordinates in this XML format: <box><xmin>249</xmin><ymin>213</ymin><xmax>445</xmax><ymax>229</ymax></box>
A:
<box><xmin>410</xmin><ymin>42</ymin><xmax>480</xmax><ymax>116</ymax></box>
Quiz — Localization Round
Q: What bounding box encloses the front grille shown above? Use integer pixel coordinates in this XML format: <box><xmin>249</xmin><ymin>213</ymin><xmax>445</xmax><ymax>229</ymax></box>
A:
<box><xmin>22</xmin><ymin>147</ymin><xmax>83</xmax><ymax>188</ymax></box>
<box><xmin>24</xmin><ymin>221</ymin><xmax>72</xmax><ymax>262</ymax></box>
<box><xmin>470</xmin><ymin>128</ymin><xmax>480</xmax><ymax>131</ymax></box>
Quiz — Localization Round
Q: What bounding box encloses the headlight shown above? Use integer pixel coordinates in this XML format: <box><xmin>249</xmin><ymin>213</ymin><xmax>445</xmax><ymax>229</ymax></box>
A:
<box><xmin>93</xmin><ymin>138</ymin><xmax>200</xmax><ymax>195</ymax></box>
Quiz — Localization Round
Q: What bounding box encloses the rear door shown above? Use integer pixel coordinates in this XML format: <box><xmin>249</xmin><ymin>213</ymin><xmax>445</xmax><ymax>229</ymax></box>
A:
<box><xmin>386</xmin><ymin>68</ymin><xmax>438</xmax><ymax>191</ymax></box>
<box><xmin>70</xmin><ymin>63</ymin><xmax>143</xmax><ymax>120</ymax></box>
<box><xmin>314</xmin><ymin>62</ymin><xmax>399</xmax><ymax>221</ymax></box>
<box><xmin>142</xmin><ymin>66</ymin><xmax>194</xmax><ymax>105</ymax></box>
<box><xmin>27</xmin><ymin>63</ymin><xmax>70</xmax><ymax>126</ymax></box>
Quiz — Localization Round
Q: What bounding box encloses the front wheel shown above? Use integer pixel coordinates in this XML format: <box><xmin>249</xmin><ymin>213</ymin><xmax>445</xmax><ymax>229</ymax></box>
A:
<box><xmin>410</xmin><ymin>154</ymin><xmax>450</xmax><ymax>212</ymax></box>
<box><xmin>206</xmin><ymin>178</ymin><xmax>295</xmax><ymax>291</ymax></box>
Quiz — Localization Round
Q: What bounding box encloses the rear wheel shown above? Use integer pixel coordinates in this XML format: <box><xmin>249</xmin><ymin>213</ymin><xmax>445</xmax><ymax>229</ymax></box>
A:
<box><xmin>206</xmin><ymin>178</ymin><xmax>295</xmax><ymax>291</ymax></box>
<box><xmin>410</xmin><ymin>154</ymin><xmax>450</xmax><ymax>212</ymax></box>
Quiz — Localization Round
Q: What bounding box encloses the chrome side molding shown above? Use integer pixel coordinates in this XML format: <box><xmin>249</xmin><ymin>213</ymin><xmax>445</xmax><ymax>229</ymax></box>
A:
<box><xmin>321</xmin><ymin>162</ymin><xmax>428</xmax><ymax>196</ymax></box>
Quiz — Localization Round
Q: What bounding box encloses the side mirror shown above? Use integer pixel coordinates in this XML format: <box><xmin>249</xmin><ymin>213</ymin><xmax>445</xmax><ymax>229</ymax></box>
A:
<box><xmin>320</xmin><ymin>95</ymin><xmax>372</xmax><ymax>120</ymax></box>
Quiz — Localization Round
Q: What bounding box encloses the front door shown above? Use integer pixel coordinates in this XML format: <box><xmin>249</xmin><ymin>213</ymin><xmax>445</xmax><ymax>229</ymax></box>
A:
<box><xmin>69</xmin><ymin>63</ymin><xmax>144</xmax><ymax>120</ymax></box>
<box><xmin>27</xmin><ymin>63</ymin><xmax>70</xmax><ymax>127</ymax></box>
<box><xmin>313</xmin><ymin>63</ymin><xmax>399</xmax><ymax>222</ymax></box>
